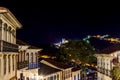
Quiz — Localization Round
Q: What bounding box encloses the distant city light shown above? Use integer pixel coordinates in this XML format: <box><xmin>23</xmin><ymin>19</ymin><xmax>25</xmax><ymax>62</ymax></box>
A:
<box><xmin>54</xmin><ymin>38</ymin><xmax>69</xmax><ymax>48</ymax></box>
<box><xmin>54</xmin><ymin>34</ymin><xmax>120</xmax><ymax>49</ymax></box>
<box><xmin>83</xmin><ymin>34</ymin><xmax>120</xmax><ymax>44</ymax></box>
<box><xmin>92</xmin><ymin>34</ymin><xmax>120</xmax><ymax>43</ymax></box>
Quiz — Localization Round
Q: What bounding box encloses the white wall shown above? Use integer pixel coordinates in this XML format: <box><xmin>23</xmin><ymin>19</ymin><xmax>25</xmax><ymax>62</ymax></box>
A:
<box><xmin>72</xmin><ymin>70</ymin><xmax>80</xmax><ymax>80</ymax></box>
<box><xmin>0</xmin><ymin>53</ymin><xmax>17</xmax><ymax>80</ymax></box>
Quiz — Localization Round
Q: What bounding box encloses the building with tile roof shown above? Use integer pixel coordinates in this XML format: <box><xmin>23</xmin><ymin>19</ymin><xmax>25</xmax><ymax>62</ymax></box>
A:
<box><xmin>41</xmin><ymin>59</ymin><xmax>72</xmax><ymax>69</ymax></box>
<box><xmin>0</xmin><ymin>7</ymin><xmax>22</xmax><ymax>80</ymax></box>
<box><xmin>95</xmin><ymin>43</ymin><xmax>120</xmax><ymax>80</ymax></box>
<box><xmin>40</xmin><ymin>59</ymin><xmax>81</xmax><ymax>80</ymax></box>
<box><xmin>16</xmin><ymin>40</ymin><xmax>42</xmax><ymax>80</ymax></box>
<box><xmin>0</xmin><ymin>7</ymin><xmax>80</xmax><ymax>80</ymax></box>
<box><xmin>72</xmin><ymin>68</ymin><xmax>81</xmax><ymax>80</ymax></box>
<box><xmin>38</xmin><ymin>63</ymin><xmax>62</xmax><ymax>80</ymax></box>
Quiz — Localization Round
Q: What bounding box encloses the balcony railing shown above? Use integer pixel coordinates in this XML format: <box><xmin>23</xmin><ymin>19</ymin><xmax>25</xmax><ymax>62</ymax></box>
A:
<box><xmin>17</xmin><ymin>61</ymin><xmax>28</xmax><ymax>69</ymax></box>
<box><xmin>17</xmin><ymin>61</ymin><xmax>40</xmax><ymax>70</ymax></box>
<box><xmin>28</xmin><ymin>62</ymin><xmax>40</xmax><ymax>69</ymax></box>
<box><xmin>97</xmin><ymin>67</ymin><xmax>111</xmax><ymax>77</ymax></box>
<box><xmin>0</xmin><ymin>40</ymin><xmax>18</xmax><ymax>52</ymax></box>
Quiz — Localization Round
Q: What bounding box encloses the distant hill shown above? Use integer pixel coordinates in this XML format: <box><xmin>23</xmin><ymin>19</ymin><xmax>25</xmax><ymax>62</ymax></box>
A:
<box><xmin>39</xmin><ymin>44</ymin><xmax>59</xmax><ymax>56</ymax></box>
<box><xmin>89</xmin><ymin>37</ymin><xmax>114</xmax><ymax>52</ymax></box>
<box><xmin>38</xmin><ymin>37</ymin><xmax>116</xmax><ymax>55</ymax></box>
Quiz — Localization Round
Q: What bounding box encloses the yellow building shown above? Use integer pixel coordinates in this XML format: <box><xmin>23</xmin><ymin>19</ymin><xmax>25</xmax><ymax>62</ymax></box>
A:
<box><xmin>0</xmin><ymin>7</ymin><xmax>22</xmax><ymax>80</ymax></box>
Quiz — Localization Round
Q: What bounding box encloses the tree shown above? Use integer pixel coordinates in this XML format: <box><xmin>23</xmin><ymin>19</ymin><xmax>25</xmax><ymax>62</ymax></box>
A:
<box><xmin>58</xmin><ymin>40</ymin><xmax>96</xmax><ymax>65</ymax></box>
<box><xmin>111</xmin><ymin>67</ymin><xmax>120</xmax><ymax>80</ymax></box>
<box><xmin>111</xmin><ymin>57</ymin><xmax>120</xmax><ymax>80</ymax></box>
<box><xmin>56</xmin><ymin>40</ymin><xmax>96</xmax><ymax>79</ymax></box>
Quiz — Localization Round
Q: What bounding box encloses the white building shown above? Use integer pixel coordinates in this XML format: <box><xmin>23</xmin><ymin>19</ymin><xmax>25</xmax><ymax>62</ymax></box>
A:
<box><xmin>38</xmin><ymin>63</ymin><xmax>62</xmax><ymax>80</ymax></box>
<box><xmin>16</xmin><ymin>39</ymin><xmax>42</xmax><ymax>80</ymax></box>
<box><xmin>41</xmin><ymin>59</ymin><xmax>72</xmax><ymax>80</ymax></box>
<box><xmin>72</xmin><ymin>68</ymin><xmax>81</xmax><ymax>80</ymax></box>
<box><xmin>0</xmin><ymin>7</ymin><xmax>22</xmax><ymax>80</ymax></box>
<box><xmin>95</xmin><ymin>44</ymin><xmax>120</xmax><ymax>80</ymax></box>
<box><xmin>41</xmin><ymin>59</ymin><xmax>81</xmax><ymax>80</ymax></box>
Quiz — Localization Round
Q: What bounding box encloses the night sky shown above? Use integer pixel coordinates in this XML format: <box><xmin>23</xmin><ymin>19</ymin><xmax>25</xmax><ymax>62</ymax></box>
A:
<box><xmin>1</xmin><ymin>1</ymin><xmax>120</xmax><ymax>47</ymax></box>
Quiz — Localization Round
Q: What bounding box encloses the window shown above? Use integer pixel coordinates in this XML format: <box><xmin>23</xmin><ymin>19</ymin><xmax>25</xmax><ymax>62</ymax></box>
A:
<box><xmin>0</xmin><ymin>19</ymin><xmax>2</xmax><ymax>27</ymax></box>
<box><xmin>20</xmin><ymin>73</ymin><xmax>23</xmax><ymax>80</ymax></box>
<box><xmin>21</xmin><ymin>51</ymin><xmax>23</xmax><ymax>62</ymax></box>
<box><xmin>57</xmin><ymin>74</ymin><xmax>59</xmax><ymax>80</ymax></box>
<box><xmin>74</xmin><ymin>75</ymin><xmax>76</xmax><ymax>80</ymax></box>
<box><xmin>27</xmin><ymin>53</ymin><xmax>29</xmax><ymax>63</ymax></box>
<box><xmin>78</xmin><ymin>73</ymin><xmax>80</xmax><ymax>80</ymax></box>
<box><xmin>24</xmin><ymin>50</ymin><xmax>25</xmax><ymax>61</ymax></box>
<box><xmin>97</xmin><ymin>58</ymin><xmax>99</xmax><ymax>65</ymax></box>
<box><xmin>17</xmin><ymin>55</ymin><xmax>20</xmax><ymax>69</ymax></box>
<box><xmin>4</xmin><ymin>23</ymin><xmax>7</xmax><ymax>41</ymax></box>
<box><xmin>0</xmin><ymin>59</ymin><xmax>1</xmax><ymax>73</ymax></box>
<box><xmin>50</xmin><ymin>76</ymin><xmax>53</xmax><ymax>80</ymax></box>
<box><xmin>12</xmin><ymin>30</ymin><xmax>15</xmax><ymax>43</ymax></box>
<box><xmin>27</xmin><ymin>53</ymin><xmax>30</xmax><ymax>68</ymax></box>
<box><xmin>68</xmin><ymin>70</ymin><xmax>71</xmax><ymax>78</ymax></box>
<box><xmin>101</xmin><ymin>58</ymin><xmax>102</xmax><ymax>67</ymax></box>
<box><xmin>0</xmin><ymin>19</ymin><xmax>2</xmax><ymax>38</ymax></box>
<box><xmin>8</xmin><ymin>55</ymin><xmax>10</xmax><ymax>72</ymax></box>
<box><xmin>54</xmin><ymin>75</ymin><xmax>56</xmax><ymax>80</ymax></box>
<box><xmin>66</xmin><ymin>70</ymin><xmax>68</xmax><ymax>78</ymax></box>
<box><xmin>22</xmin><ymin>51</ymin><xmax>24</xmax><ymax>61</ymax></box>
<box><xmin>35</xmin><ymin>53</ymin><xmax>38</xmax><ymax>67</ymax></box>
<box><xmin>12</xmin><ymin>55</ymin><xmax>14</xmax><ymax>71</ymax></box>
<box><xmin>31</xmin><ymin>53</ymin><xmax>33</xmax><ymax>63</ymax></box>
<box><xmin>110</xmin><ymin>60</ymin><xmax>112</xmax><ymax>70</ymax></box>
<box><xmin>31</xmin><ymin>53</ymin><xmax>33</xmax><ymax>68</ymax></box>
<box><xmin>47</xmin><ymin>77</ymin><xmax>50</xmax><ymax>80</ymax></box>
<box><xmin>36</xmin><ymin>53</ymin><xmax>37</xmax><ymax>63</ymax></box>
<box><xmin>8</xmin><ymin>27</ymin><xmax>11</xmax><ymax>42</ymax></box>
<box><xmin>26</xmin><ymin>77</ymin><xmax>29</xmax><ymax>80</ymax></box>
<box><xmin>4</xmin><ymin>55</ymin><xmax>6</xmax><ymax>74</ymax></box>
<box><xmin>101</xmin><ymin>78</ymin><xmax>103</xmax><ymax>80</ymax></box>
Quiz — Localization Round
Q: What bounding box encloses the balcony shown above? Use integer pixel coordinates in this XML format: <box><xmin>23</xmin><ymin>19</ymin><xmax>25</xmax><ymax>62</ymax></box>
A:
<box><xmin>97</xmin><ymin>67</ymin><xmax>111</xmax><ymax>77</ymax></box>
<box><xmin>17</xmin><ymin>61</ymin><xmax>28</xmax><ymax>69</ymax></box>
<box><xmin>0</xmin><ymin>40</ymin><xmax>18</xmax><ymax>52</ymax></box>
<box><xmin>28</xmin><ymin>62</ymin><xmax>40</xmax><ymax>69</ymax></box>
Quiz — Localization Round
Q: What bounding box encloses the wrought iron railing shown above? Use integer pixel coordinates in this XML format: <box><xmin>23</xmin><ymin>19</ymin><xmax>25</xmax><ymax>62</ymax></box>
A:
<box><xmin>28</xmin><ymin>62</ymin><xmax>40</xmax><ymax>69</ymax></box>
<box><xmin>0</xmin><ymin>40</ymin><xmax>18</xmax><ymax>52</ymax></box>
<box><xmin>97</xmin><ymin>66</ymin><xmax>111</xmax><ymax>77</ymax></box>
<box><xmin>17</xmin><ymin>61</ymin><xmax>28</xmax><ymax>69</ymax></box>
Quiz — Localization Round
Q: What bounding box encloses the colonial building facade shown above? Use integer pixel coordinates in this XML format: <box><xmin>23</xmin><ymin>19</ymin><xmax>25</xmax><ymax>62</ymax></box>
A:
<box><xmin>72</xmin><ymin>68</ymin><xmax>81</xmax><ymax>80</ymax></box>
<box><xmin>41</xmin><ymin>59</ymin><xmax>72</xmax><ymax>80</ymax></box>
<box><xmin>95</xmin><ymin>44</ymin><xmax>120</xmax><ymax>80</ymax></box>
<box><xmin>38</xmin><ymin>63</ymin><xmax>62</xmax><ymax>80</ymax></box>
<box><xmin>0</xmin><ymin>7</ymin><xmax>22</xmax><ymax>80</ymax></box>
<box><xmin>0</xmin><ymin>7</ymin><xmax>81</xmax><ymax>80</ymax></box>
<box><xmin>40</xmin><ymin>59</ymin><xmax>81</xmax><ymax>80</ymax></box>
<box><xmin>16</xmin><ymin>40</ymin><xmax>42</xmax><ymax>80</ymax></box>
